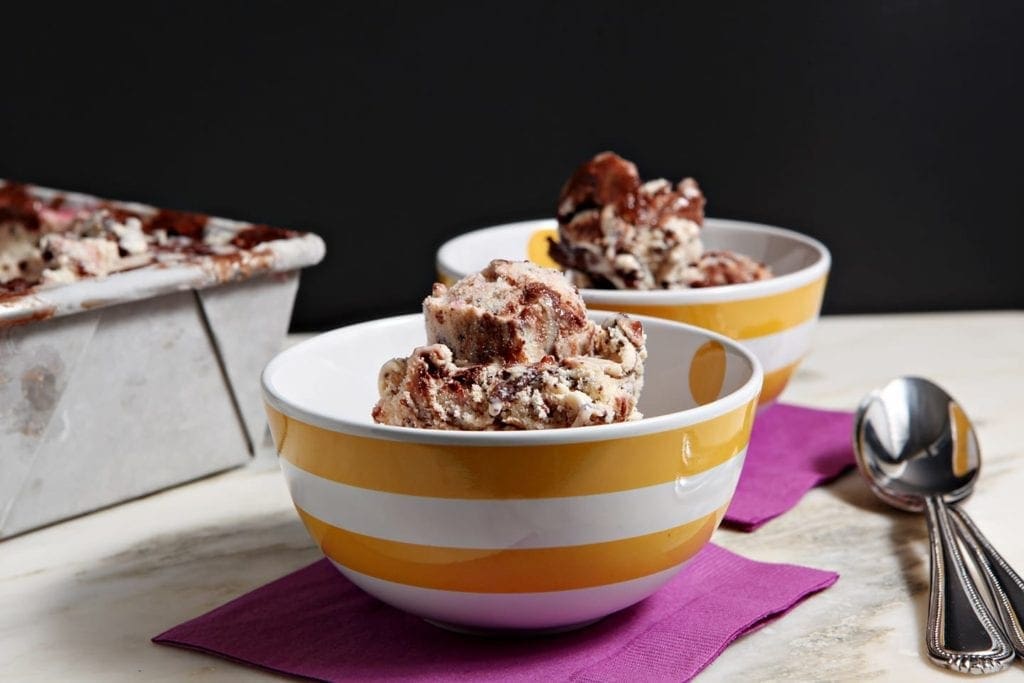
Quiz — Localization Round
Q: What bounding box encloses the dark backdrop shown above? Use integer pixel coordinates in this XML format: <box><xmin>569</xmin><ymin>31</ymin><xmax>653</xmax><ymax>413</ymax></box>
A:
<box><xmin>2</xmin><ymin>2</ymin><xmax>1022</xmax><ymax>330</ymax></box>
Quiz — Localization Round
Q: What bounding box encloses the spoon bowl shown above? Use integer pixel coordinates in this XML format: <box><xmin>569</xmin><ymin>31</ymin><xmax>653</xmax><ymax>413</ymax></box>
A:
<box><xmin>855</xmin><ymin>377</ymin><xmax>980</xmax><ymax>512</ymax></box>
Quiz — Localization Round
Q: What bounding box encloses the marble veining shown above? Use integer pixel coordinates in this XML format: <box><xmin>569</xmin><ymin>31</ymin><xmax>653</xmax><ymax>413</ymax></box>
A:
<box><xmin>1</xmin><ymin>312</ymin><xmax>1022</xmax><ymax>681</ymax></box>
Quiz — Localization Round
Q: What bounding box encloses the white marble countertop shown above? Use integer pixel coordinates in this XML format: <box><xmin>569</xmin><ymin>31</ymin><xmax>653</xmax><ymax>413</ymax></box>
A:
<box><xmin>2</xmin><ymin>311</ymin><xmax>1023</xmax><ymax>681</ymax></box>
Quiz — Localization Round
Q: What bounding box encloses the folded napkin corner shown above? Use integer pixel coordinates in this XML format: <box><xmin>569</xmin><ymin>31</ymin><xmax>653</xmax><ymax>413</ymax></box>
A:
<box><xmin>724</xmin><ymin>403</ymin><xmax>856</xmax><ymax>531</ymax></box>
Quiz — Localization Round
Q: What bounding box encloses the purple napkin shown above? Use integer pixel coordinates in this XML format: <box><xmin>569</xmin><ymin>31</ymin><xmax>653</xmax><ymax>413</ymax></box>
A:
<box><xmin>724</xmin><ymin>403</ymin><xmax>855</xmax><ymax>531</ymax></box>
<box><xmin>154</xmin><ymin>544</ymin><xmax>837</xmax><ymax>682</ymax></box>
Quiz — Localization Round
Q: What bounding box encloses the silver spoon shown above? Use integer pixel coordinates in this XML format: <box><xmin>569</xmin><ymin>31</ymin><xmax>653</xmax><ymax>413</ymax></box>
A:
<box><xmin>854</xmin><ymin>376</ymin><xmax>1021</xmax><ymax>673</ymax></box>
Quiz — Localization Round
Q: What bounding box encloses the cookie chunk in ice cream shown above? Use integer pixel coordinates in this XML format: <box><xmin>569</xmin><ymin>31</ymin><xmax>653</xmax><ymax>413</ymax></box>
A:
<box><xmin>373</xmin><ymin>260</ymin><xmax>647</xmax><ymax>430</ymax></box>
<box><xmin>548</xmin><ymin>152</ymin><xmax>772</xmax><ymax>289</ymax></box>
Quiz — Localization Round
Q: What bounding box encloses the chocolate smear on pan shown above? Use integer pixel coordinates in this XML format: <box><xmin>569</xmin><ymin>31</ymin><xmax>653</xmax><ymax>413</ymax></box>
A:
<box><xmin>145</xmin><ymin>209</ymin><xmax>209</xmax><ymax>239</ymax></box>
<box><xmin>230</xmin><ymin>225</ymin><xmax>297</xmax><ymax>249</ymax></box>
<box><xmin>0</xmin><ymin>183</ymin><xmax>41</xmax><ymax>229</ymax></box>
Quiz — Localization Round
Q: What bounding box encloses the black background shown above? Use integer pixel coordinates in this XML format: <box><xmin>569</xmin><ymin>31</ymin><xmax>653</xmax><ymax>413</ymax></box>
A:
<box><xmin>2</xmin><ymin>2</ymin><xmax>1022</xmax><ymax>330</ymax></box>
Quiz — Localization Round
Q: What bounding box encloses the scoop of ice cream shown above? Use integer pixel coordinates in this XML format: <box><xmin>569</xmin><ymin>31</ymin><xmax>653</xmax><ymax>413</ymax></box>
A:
<box><xmin>692</xmin><ymin>250</ymin><xmax>772</xmax><ymax>287</ymax></box>
<box><xmin>550</xmin><ymin>152</ymin><xmax>709</xmax><ymax>290</ymax></box>
<box><xmin>424</xmin><ymin>259</ymin><xmax>594</xmax><ymax>365</ymax></box>
<box><xmin>373</xmin><ymin>314</ymin><xmax>647</xmax><ymax>430</ymax></box>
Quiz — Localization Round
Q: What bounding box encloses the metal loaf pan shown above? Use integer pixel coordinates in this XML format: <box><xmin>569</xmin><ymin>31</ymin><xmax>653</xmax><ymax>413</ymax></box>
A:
<box><xmin>0</xmin><ymin>182</ymin><xmax>325</xmax><ymax>539</ymax></box>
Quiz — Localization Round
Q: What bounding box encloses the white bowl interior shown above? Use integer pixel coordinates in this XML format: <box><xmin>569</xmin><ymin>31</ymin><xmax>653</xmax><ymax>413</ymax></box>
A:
<box><xmin>437</xmin><ymin>218</ymin><xmax>823</xmax><ymax>282</ymax></box>
<box><xmin>264</xmin><ymin>312</ymin><xmax>757</xmax><ymax>436</ymax></box>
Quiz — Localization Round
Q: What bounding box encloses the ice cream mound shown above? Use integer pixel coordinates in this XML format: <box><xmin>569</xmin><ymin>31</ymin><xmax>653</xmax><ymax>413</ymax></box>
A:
<box><xmin>0</xmin><ymin>181</ymin><xmax>296</xmax><ymax>291</ymax></box>
<box><xmin>372</xmin><ymin>260</ymin><xmax>647</xmax><ymax>430</ymax></box>
<box><xmin>548</xmin><ymin>152</ymin><xmax>772</xmax><ymax>289</ymax></box>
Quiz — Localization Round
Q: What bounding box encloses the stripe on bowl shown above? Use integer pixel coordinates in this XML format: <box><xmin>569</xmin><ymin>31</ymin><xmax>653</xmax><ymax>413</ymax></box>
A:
<box><xmin>590</xmin><ymin>287</ymin><xmax>819</xmax><ymax>405</ymax></box>
<box><xmin>739</xmin><ymin>316</ymin><xmax>815</xmax><ymax>374</ymax></box>
<box><xmin>270</xmin><ymin>401</ymin><xmax>755</xmax><ymax>499</ymax></box>
<box><xmin>760</xmin><ymin>360</ymin><xmax>802</xmax><ymax>405</ymax></box>
<box><xmin>588</xmin><ymin>275</ymin><xmax>826</xmax><ymax>340</ymax></box>
<box><xmin>331</xmin><ymin>561</ymin><xmax>689</xmax><ymax>630</ymax></box>
<box><xmin>282</xmin><ymin>450</ymin><xmax>743</xmax><ymax>549</ymax></box>
<box><xmin>297</xmin><ymin>504</ymin><xmax>723</xmax><ymax>593</ymax></box>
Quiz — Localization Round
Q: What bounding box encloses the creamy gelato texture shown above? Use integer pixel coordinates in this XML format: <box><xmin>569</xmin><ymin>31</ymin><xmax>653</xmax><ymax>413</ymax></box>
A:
<box><xmin>0</xmin><ymin>181</ymin><xmax>300</xmax><ymax>294</ymax></box>
<box><xmin>549</xmin><ymin>152</ymin><xmax>771</xmax><ymax>289</ymax></box>
<box><xmin>424</xmin><ymin>259</ymin><xmax>594</xmax><ymax>365</ymax></box>
<box><xmin>373</xmin><ymin>260</ymin><xmax>647</xmax><ymax>430</ymax></box>
<box><xmin>0</xmin><ymin>222</ymin><xmax>44</xmax><ymax>285</ymax></box>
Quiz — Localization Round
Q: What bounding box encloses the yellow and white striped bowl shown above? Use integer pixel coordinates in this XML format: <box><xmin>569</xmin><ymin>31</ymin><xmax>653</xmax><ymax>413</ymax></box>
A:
<box><xmin>436</xmin><ymin>218</ymin><xmax>830</xmax><ymax>405</ymax></box>
<box><xmin>262</xmin><ymin>312</ymin><xmax>762</xmax><ymax>632</ymax></box>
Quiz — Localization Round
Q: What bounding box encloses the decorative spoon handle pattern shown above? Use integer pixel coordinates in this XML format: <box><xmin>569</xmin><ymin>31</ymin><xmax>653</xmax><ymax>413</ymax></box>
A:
<box><xmin>923</xmin><ymin>497</ymin><xmax>1014</xmax><ymax>674</ymax></box>
<box><xmin>949</xmin><ymin>504</ymin><xmax>1024</xmax><ymax>658</ymax></box>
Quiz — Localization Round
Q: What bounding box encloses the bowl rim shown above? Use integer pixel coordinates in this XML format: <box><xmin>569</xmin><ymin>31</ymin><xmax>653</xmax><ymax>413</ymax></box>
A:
<box><xmin>436</xmin><ymin>217</ymin><xmax>831</xmax><ymax>305</ymax></box>
<box><xmin>262</xmin><ymin>311</ymin><xmax>763</xmax><ymax>446</ymax></box>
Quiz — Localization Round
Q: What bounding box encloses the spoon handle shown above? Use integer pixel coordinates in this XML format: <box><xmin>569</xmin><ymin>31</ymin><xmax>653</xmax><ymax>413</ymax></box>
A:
<box><xmin>923</xmin><ymin>496</ymin><xmax>1014</xmax><ymax>673</ymax></box>
<box><xmin>948</xmin><ymin>504</ymin><xmax>1024</xmax><ymax>657</ymax></box>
